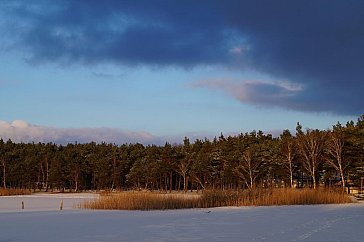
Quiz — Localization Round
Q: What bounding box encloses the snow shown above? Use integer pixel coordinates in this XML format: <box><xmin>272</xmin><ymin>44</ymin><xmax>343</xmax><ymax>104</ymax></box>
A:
<box><xmin>0</xmin><ymin>194</ymin><xmax>364</xmax><ymax>242</ymax></box>
<box><xmin>0</xmin><ymin>193</ymin><xmax>98</xmax><ymax>212</ymax></box>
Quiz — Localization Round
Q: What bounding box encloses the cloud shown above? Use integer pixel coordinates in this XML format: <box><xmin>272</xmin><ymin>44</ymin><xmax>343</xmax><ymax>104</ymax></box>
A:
<box><xmin>193</xmin><ymin>79</ymin><xmax>317</xmax><ymax>111</ymax></box>
<box><xmin>0</xmin><ymin>120</ymin><xmax>256</xmax><ymax>145</ymax></box>
<box><xmin>1</xmin><ymin>1</ymin><xmax>363</xmax><ymax>115</ymax></box>
<box><xmin>218</xmin><ymin>1</ymin><xmax>364</xmax><ymax>115</ymax></box>
<box><xmin>0</xmin><ymin>1</ymin><xmax>233</xmax><ymax>67</ymax></box>
<box><xmin>0</xmin><ymin>120</ymin><xmax>163</xmax><ymax>145</ymax></box>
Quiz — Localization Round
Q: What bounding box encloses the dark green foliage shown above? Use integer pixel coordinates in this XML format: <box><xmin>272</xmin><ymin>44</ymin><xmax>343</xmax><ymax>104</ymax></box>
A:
<box><xmin>1</xmin><ymin>115</ymin><xmax>364</xmax><ymax>191</ymax></box>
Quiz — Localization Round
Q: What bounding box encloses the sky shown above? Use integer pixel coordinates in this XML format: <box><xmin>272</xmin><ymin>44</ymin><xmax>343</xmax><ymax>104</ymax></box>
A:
<box><xmin>0</xmin><ymin>0</ymin><xmax>362</xmax><ymax>145</ymax></box>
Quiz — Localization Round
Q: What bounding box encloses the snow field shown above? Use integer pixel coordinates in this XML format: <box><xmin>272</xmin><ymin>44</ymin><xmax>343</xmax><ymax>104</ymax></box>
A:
<box><xmin>0</xmin><ymin>194</ymin><xmax>363</xmax><ymax>242</ymax></box>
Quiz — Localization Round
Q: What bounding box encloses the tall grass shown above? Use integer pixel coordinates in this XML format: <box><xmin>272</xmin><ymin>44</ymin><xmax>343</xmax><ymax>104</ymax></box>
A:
<box><xmin>201</xmin><ymin>189</ymin><xmax>352</xmax><ymax>207</ymax></box>
<box><xmin>82</xmin><ymin>192</ymin><xmax>201</xmax><ymax>210</ymax></box>
<box><xmin>0</xmin><ymin>188</ymin><xmax>31</xmax><ymax>196</ymax></box>
<box><xmin>82</xmin><ymin>189</ymin><xmax>352</xmax><ymax>210</ymax></box>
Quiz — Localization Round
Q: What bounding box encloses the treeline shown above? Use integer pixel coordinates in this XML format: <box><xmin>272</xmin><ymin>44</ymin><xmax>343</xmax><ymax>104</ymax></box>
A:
<box><xmin>1</xmin><ymin>116</ymin><xmax>364</xmax><ymax>192</ymax></box>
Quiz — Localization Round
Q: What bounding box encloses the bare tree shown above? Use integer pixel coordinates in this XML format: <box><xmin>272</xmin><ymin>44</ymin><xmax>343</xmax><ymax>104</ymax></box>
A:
<box><xmin>280</xmin><ymin>130</ymin><xmax>297</xmax><ymax>188</ymax></box>
<box><xmin>234</xmin><ymin>147</ymin><xmax>262</xmax><ymax>190</ymax></box>
<box><xmin>177</xmin><ymin>159</ymin><xmax>191</xmax><ymax>193</ymax></box>
<box><xmin>296</xmin><ymin>129</ymin><xmax>326</xmax><ymax>189</ymax></box>
<box><xmin>325</xmin><ymin>129</ymin><xmax>349</xmax><ymax>191</ymax></box>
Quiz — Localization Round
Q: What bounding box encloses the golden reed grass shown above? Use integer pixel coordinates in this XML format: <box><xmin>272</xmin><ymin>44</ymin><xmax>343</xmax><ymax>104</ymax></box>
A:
<box><xmin>201</xmin><ymin>189</ymin><xmax>353</xmax><ymax>207</ymax></box>
<box><xmin>82</xmin><ymin>189</ymin><xmax>352</xmax><ymax>210</ymax></box>
<box><xmin>0</xmin><ymin>188</ymin><xmax>31</xmax><ymax>196</ymax></box>
<box><xmin>82</xmin><ymin>192</ymin><xmax>201</xmax><ymax>210</ymax></box>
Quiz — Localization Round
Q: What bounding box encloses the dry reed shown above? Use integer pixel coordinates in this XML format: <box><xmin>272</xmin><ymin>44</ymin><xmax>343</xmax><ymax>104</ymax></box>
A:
<box><xmin>0</xmin><ymin>188</ymin><xmax>31</xmax><ymax>196</ymax></box>
<box><xmin>82</xmin><ymin>192</ymin><xmax>201</xmax><ymax>210</ymax></box>
<box><xmin>82</xmin><ymin>189</ymin><xmax>352</xmax><ymax>210</ymax></box>
<box><xmin>201</xmin><ymin>189</ymin><xmax>353</xmax><ymax>207</ymax></box>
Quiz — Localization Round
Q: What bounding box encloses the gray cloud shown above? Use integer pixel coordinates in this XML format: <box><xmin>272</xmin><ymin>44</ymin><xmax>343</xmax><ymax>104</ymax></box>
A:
<box><xmin>0</xmin><ymin>120</ymin><xmax>162</xmax><ymax>145</ymax></box>
<box><xmin>192</xmin><ymin>79</ymin><xmax>316</xmax><ymax>111</ymax></box>
<box><xmin>0</xmin><ymin>1</ymin><xmax>232</xmax><ymax>67</ymax></box>
<box><xmin>1</xmin><ymin>1</ymin><xmax>363</xmax><ymax>115</ymax></box>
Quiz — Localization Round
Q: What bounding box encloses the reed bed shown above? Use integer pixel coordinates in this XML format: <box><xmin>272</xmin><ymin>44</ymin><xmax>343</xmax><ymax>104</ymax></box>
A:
<box><xmin>201</xmin><ymin>189</ymin><xmax>353</xmax><ymax>207</ymax></box>
<box><xmin>82</xmin><ymin>189</ymin><xmax>352</xmax><ymax>210</ymax></box>
<box><xmin>0</xmin><ymin>188</ymin><xmax>31</xmax><ymax>196</ymax></box>
<box><xmin>82</xmin><ymin>192</ymin><xmax>201</xmax><ymax>210</ymax></box>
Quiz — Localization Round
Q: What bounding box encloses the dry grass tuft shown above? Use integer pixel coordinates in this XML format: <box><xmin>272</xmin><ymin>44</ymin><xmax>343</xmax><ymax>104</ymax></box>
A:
<box><xmin>82</xmin><ymin>189</ymin><xmax>352</xmax><ymax>210</ymax></box>
<box><xmin>0</xmin><ymin>188</ymin><xmax>31</xmax><ymax>196</ymax></box>
<box><xmin>201</xmin><ymin>189</ymin><xmax>353</xmax><ymax>207</ymax></box>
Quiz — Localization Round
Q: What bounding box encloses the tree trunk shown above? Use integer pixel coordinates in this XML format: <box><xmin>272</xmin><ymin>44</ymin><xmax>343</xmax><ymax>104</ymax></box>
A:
<box><xmin>112</xmin><ymin>157</ymin><xmax>116</xmax><ymax>190</ymax></box>
<box><xmin>40</xmin><ymin>161</ymin><xmax>44</xmax><ymax>190</ymax></box>
<box><xmin>290</xmin><ymin>165</ymin><xmax>293</xmax><ymax>188</ymax></box>
<box><xmin>74</xmin><ymin>172</ymin><xmax>79</xmax><ymax>192</ymax></box>
<box><xmin>183</xmin><ymin>174</ymin><xmax>187</xmax><ymax>193</ymax></box>
<box><xmin>312</xmin><ymin>169</ymin><xmax>316</xmax><ymax>189</ymax></box>
<box><xmin>45</xmin><ymin>157</ymin><xmax>49</xmax><ymax>192</ymax></box>
<box><xmin>164</xmin><ymin>175</ymin><xmax>168</xmax><ymax>191</ymax></box>
<box><xmin>178</xmin><ymin>175</ymin><xmax>181</xmax><ymax>191</ymax></box>
<box><xmin>340</xmin><ymin>168</ymin><xmax>345</xmax><ymax>191</ymax></box>
<box><xmin>159</xmin><ymin>176</ymin><xmax>162</xmax><ymax>192</ymax></box>
<box><xmin>1</xmin><ymin>160</ymin><xmax>6</xmax><ymax>189</ymax></box>
<box><xmin>169</xmin><ymin>172</ymin><xmax>173</xmax><ymax>193</ymax></box>
<box><xmin>137</xmin><ymin>176</ymin><xmax>140</xmax><ymax>191</ymax></box>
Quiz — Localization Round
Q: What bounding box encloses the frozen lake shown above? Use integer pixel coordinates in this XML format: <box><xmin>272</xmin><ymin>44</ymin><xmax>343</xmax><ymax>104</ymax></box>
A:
<box><xmin>0</xmin><ymin>194</ymin><xmax>363</xmax><ymax>242</ymax></box>
<box><xmin>0</xmin><ymin>193</ymin><xmax>99</xmax><ymax>212</ymax></box>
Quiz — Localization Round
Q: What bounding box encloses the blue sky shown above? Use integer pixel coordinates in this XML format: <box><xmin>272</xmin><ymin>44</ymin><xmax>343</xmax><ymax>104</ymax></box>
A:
<box><xmin>0</xmin><ymin>0</ymin><xmax>361</xmax><ymax>144</ymax></box>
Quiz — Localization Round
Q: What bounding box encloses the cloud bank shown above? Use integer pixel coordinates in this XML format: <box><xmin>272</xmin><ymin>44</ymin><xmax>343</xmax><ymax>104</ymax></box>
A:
<box><xmin>0</xmin><ymin>1</ymin><xmax>232</xmax><ymax>67</ymax></box>
<box><xmin>1</xmin><ymin>0</ymin><xmax>363</xmax><ymax>115</ymax></box>
<box><xmin>0</xmin><ymin>120</ymin><xmax>162</xmax><ymax>145</ymax></box>
<box><xmin>0</xmin><ymin>120</ymin><xmax>280</xmax><ymax>145</ymax></box>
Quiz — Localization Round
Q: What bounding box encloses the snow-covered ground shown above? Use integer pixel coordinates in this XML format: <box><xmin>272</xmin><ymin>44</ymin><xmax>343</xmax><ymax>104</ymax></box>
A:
<box><xmin>0</xmin><ymin>193</ymin><xmax>98</xmax><ymax>212</ymax></box>
<box><xmin>0</xmin><ymin>194</ymin><xmax>363</xmax><ymax>242</ymax></box>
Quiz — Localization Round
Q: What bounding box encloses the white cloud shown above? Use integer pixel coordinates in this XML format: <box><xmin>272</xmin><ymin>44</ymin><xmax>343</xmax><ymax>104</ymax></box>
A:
<box><xmin>0</xmin><ymin>120</ymin><xmax>281</xmax><ymax>145</ymax></box>
<box><xmin>0</xmin><ymin>120</ymin><xmax>163</xmax><ymax>145</ymax></box>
